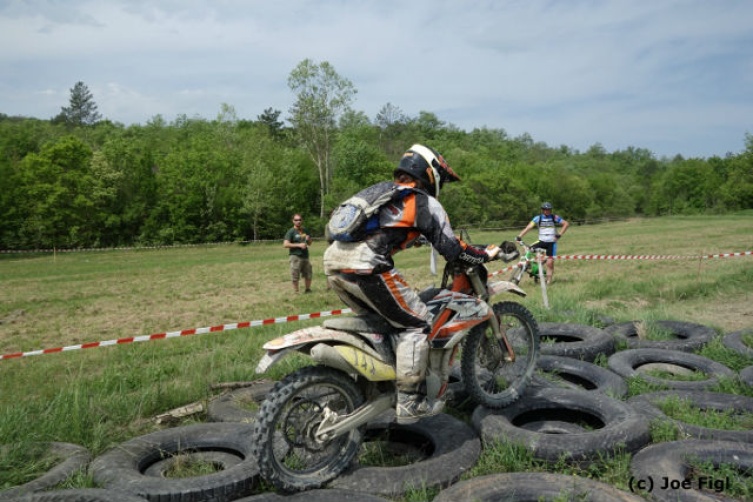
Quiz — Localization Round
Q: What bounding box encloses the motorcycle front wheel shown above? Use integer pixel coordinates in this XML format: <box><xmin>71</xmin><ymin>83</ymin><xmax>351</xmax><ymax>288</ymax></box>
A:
<box><xmin>461</xmin><ymin>301</ymin><xmax>540</xmax><ymax>409</ymax></box>
<box><xmin>251</xmin><ymin>366</ymin><xmax>365</xmax><ymax>492</ymax></box>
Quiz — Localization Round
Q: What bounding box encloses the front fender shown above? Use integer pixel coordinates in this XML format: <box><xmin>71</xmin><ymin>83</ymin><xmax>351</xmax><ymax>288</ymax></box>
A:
<box><xmin>488</xmin><ymin>280</ymin><xmax>527</xmax><ymax>297</ymax></box>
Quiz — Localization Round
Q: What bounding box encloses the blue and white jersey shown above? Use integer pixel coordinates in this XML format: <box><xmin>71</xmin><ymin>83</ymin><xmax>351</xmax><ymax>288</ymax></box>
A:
<box><xmin>532</xmin><ymin>214</ymin><xmax>565</xmax><ymax>243</ymax></box>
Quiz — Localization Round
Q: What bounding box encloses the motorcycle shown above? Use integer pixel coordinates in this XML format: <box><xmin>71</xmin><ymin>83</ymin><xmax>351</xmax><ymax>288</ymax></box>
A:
<box><xmin>250</xmin><ymin>241</ymin><xmax>540</xmax><ymax>492</ymax></box>
<box><xmin>510</xmin><ymin>238</ymin><xmax>548</xmax><ymax>285</ymax></box>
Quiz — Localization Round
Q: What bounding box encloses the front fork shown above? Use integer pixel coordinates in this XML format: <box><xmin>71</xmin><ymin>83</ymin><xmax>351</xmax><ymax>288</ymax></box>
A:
<box><xmin>468</xmin><ymin>267</ymin><xmax>516</xmax><ymax>363</ymax></box>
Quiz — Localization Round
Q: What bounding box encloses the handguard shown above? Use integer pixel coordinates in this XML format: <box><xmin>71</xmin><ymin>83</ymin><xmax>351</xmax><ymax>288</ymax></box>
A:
<box><xmin>498</xmin><ymin>240</ymin><xmax>520</xmax><ymax>262</ymax></box>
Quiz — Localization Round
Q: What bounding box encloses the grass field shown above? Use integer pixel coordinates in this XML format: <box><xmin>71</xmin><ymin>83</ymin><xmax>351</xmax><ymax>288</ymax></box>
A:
<box><xmin>1</xmin><ymin>213</ymin><xmax>752</xmax><ymax>499</ymax></box>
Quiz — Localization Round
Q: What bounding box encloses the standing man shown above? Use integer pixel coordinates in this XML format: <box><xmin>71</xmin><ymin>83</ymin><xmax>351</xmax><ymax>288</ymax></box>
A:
<box><xmin>284</xmin><ymin>213</ymin><xmax>313</xmax><ymax>293</ymax></box>
<box><xmin>517</xmin><ymin>202</ymin><xmax>569</xmax><ymax>285</ymax></box>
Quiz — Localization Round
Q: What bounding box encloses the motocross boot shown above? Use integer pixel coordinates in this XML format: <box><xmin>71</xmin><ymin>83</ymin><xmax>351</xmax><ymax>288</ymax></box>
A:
<box><xmin>395</xmin><ymin>328</ymin><xmax>432</xmax><ymax>424</ymax></box>
<box><xmin>396</xmin><ymin>392</ymin><xmax>433</xmax><ymax>424</ymax></box>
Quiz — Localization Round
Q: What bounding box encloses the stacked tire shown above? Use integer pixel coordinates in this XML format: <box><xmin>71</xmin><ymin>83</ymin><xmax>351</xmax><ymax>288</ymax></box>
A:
<box><xmin>4</xmin><ymin>320</ymin><xmax>751</xmax><ymax>502</ymax></box>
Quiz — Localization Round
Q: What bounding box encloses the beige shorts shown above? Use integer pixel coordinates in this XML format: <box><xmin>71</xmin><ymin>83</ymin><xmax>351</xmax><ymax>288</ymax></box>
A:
<box><xmin>289</xmin><ymin>255</ymin><xmax>313</xmax><ymax>281</ymax></box>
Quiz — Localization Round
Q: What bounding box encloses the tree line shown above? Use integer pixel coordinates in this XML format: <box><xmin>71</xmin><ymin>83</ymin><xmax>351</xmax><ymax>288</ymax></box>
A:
<box><xmin>1</xmin><ymin>63</ymin><xmax>752</xmax><ymax>250</ymax></box>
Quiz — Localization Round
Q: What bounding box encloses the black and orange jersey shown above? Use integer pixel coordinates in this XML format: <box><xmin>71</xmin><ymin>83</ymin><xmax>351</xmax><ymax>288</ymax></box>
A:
<box><xmin>324</xmin><ymin>181</ymin><xmax>486</xmax><ymax>275</ymax></box>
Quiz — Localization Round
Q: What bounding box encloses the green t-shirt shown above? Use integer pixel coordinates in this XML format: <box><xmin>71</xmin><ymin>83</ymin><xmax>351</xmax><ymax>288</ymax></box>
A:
<box><xmin>285</xmin><ymin>226</ymin><xmax>310</xmax><ymax>259</ymax></box>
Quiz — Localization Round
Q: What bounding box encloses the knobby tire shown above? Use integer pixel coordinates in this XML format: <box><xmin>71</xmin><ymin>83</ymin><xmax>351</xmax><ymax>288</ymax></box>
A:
<box><xmin>461</xmin><ymin>301</ymin><xmax>539</xmax><ymax>409</ymax></box>
<box><xmin>251</xmin><ymin>366</ymin><xmax>365</xmax><ymax>493</ymax></box>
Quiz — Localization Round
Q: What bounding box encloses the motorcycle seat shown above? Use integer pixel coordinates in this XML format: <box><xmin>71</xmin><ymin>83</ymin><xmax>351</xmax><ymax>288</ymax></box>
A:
<box><xmin>323</xmin><ymin>314</ymin><xmax>397</xmax><ymax>335</ymax></box>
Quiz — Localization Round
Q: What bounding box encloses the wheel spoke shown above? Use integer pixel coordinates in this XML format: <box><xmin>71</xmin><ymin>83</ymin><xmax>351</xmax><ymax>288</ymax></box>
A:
<box><xmin>461</xmin><ymin>302</ymin><xmax>539</xmax><ymax>409</ymax></box>
<box><xmin>253</xmin><ymin>366</ymin><xmax>365</xmax><ymax>491</ymax></box>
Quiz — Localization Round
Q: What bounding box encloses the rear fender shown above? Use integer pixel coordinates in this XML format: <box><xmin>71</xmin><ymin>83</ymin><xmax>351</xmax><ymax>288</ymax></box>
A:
<box><xmin>256</xmin><ymin>326</ymin><xmax>388</xmax><ymax>374</ymax></box>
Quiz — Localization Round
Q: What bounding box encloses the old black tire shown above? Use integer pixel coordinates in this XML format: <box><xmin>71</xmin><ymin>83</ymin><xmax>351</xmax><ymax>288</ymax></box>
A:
<box><xmin>235</xmin><ymin>488</ymin><xmax>391</xmax><ymax>501</ymax></box>
<box><xmin>628</xmin><ymin>390</ymin><xmax>753</xmax><ymax>442</ymax></box>
<box><xmin>251</xmin><ymin>366</ymin><xmax>365</xmax><ymax>493</ymax></box>
<box><xmin>530</xmin><ymin>355</ymin><xmax>628</xmax><ymax>399</ymax></box>
<box><xmin>207</xmin><ymin>381</ymin><xmax>276</xmax><ymax>423</ymax></box>
<box><xmin>7</xmin><ymin>489</ymin><xmax>149</xmax><ymax>502</ymax></box>
<box><xmin>741</xmin><ymin>365</ymin><xmax>753</xmax><ymax>387</ymax></box>
<box><xmin>472</xmin><ymin>388</ymin><xmax>650</xmax><ymax>464</ymax></box>
<box><xmin>89</xmin><ymin>422</ymin><xmax>259</xmax><ymax>502</ymax></box>
<box><xmin>432</xmin><ymin>472</ymin><xmax>644</xmax><ymax>502</ymax></box>
<box><xmin>0</xmin><ymin>442</ymin><xmax>91</xmax><ymax>500</ymax></box>
<box><xmin>461</xmin><ymin>301</ymin><xmax>539</xmax><ymax>409</ymax></box>
<box><xmin>630</xmin><ymin>440</ymin><xmax>753</xmax><ymax>501</ymax></box>
<box><xmin>605</xmin><ymin>320</ymin><xmax>716</xmax><ymax>352</ymax></box>
<box><xmin>607</xmin><ymin>348</ymin><xmax>735</xmax><ymax>390</ymax></box>
<box><xmin>539</xmin><ymin>322</ymin><xmax>615</xmax><ymax>362</ymax></box>
<box><xmin>722</xmin><ymin>328</ymin><xmax>753</xmax><ymax>357</ymax></box>
<box><xmin>328</xmin><ymin>412</ymin><xmax>481</xmax><ymax>497</ymax></box>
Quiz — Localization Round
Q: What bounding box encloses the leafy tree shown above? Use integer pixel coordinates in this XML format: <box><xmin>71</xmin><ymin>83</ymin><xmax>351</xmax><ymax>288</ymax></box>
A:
<box><xmin>375</xmin><ymin>102</ymin><xmax>408</xmax><ymax>158</ymax></box>
<box><xmin>54</xmin><ymin>81</ymin><xmax>102</xmax><ymax>127</ymax></box>
<box><xmin>12</xmin><ymin>136</ymin><xmax>118</xmax><ymax>248</ymax></box>
<box><xmin>287</xmin><ymin>59</ymin><xmax>356</xmax><ymax>217</ymax></box>
<box><xmin>242</xmin><ymin>137</ymin><xmax>317</xmax><ymax>240</ymax></box>
<box><xmin>413</xmin><ymin>111</ymin><xmax>446</xmax><ymax>140</ymax></box>
<box><xmin>2</xmin><ymin>99</ymin><xmax>753</xmax><ymax>250</ymax></box>
<box><xmin>719</xmin><ymin>133</ymin><xmax>753</xmax><ymax>210</ymax></box>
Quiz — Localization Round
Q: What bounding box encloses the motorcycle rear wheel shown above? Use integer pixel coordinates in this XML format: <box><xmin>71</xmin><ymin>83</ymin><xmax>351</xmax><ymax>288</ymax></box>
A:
<box><xmin>461</xmin><ymin>301</ymin><xmax>540</xmax><ymax>409</ymax></box>
<box><xmin>251</xmin><ymin>366</ymin><xmax>365</xmax><ymax>492</ymax></box>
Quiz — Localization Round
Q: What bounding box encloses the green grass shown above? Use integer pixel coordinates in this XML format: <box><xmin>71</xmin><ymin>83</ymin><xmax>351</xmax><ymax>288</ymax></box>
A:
<box><xmin>689</xmin><ymin>459</ymin><xmax>753</xmax><ymax>499</ymax></box>
<box><xmin>1</xmin><ymin>213</ymin><xmax>753</xmax><ymax>497</ymax></box>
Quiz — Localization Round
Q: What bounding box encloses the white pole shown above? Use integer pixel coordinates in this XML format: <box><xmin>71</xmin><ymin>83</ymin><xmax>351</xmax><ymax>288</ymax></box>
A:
<box><xmin>538</xmin><ymin>254</ymin><xmax>549</xmax><ymax>309</ymax></box>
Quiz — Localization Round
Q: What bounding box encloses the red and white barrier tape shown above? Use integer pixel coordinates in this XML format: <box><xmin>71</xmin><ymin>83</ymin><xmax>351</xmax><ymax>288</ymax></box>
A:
<box><xmin>3</xmin><ymin>250</ymin><xmax>750</xmax><ymax>362</ymax></box>
<box><xmin>489</xmin><ymin>250</ymin><xmax>752</xmax><ymax>277</ymax></box>
<box><xmin>556</xmin><ymin>250</ymin><xmax>753</xmax><ymax>261</ymax></box>
<box><xmin>0</xmin><ymin>308</ymin><xmax>352</xmax><ymax>361</ymax></box>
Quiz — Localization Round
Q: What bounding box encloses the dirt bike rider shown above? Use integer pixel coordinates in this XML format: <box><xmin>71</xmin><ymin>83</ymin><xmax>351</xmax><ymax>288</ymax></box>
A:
<box><xmin>324</xmin><ymin>144</ymin><xmax>500</xmax><ymax>423</ymax></box>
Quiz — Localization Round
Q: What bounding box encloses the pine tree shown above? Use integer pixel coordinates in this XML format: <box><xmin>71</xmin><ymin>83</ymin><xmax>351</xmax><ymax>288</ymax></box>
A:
<box><xmin>56</xmin><ymin>81</ymin><xmax>102</xmax><ymax>126</ymax></box>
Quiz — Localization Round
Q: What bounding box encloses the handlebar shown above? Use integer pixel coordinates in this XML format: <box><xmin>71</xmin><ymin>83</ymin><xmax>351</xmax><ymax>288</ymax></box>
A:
<box><xmin>513</xmin><ymin>239</ymin><xmax>547</xmax><ymax>259</ymax></box>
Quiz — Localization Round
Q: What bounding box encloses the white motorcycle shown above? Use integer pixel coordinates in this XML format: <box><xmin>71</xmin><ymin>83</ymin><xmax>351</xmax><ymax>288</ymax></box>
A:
<box><xmin>251</xmin><ymin>241</ymin><xmax>540</xmax><ymax>492</ymax></box>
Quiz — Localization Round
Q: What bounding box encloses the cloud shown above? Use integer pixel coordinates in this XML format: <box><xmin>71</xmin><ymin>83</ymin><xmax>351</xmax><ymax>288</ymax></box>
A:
<box><xmin>1</xmin><ymin>0</ymin><xmax>751</xmax><ymax>157</ymax></box>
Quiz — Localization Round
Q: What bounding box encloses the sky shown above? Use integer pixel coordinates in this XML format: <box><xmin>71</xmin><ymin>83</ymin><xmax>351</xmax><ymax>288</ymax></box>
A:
<box><xmin>1</xmin><ymin>0</ymin><xmax>752</xmax><ymax>159</ymax></box>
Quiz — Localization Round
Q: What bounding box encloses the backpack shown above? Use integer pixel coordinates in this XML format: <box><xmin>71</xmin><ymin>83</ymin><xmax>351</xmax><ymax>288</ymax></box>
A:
<box><xmin>326</xmin><ymin>181</ymin><xmax>413</xmax><ymax>242</ymax></box>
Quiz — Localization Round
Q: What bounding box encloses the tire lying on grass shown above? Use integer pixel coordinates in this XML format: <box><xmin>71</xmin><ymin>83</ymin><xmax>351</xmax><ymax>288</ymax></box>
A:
<box><xmin>0</xmin><ymin>442</ymin><xmax>91</xmax><ymax>500</ymax></box>
<box><xmin>520</xmin><ymin>420</ymin><xmax>588</xmax><ymax>434</ymax></box>
<box><xmin>142</xmin><ymin>451</ymin><xmax>245</xmax><ymax>477</ymax></box>
<box><xmin>431</xmin><ymin>472</ymin><xmax>643</xmax><ymax>502</ymax></box>
<box><xmin>235</xmin><ymin>488</ymin><xmax>391</xmax><ymax>501</ymax></box>
<box><xmin>722</xmin><ymin>328</ymin><xmax>753</xmax><ymax>357</ymax></box>
<box><xmin>740</xmin><ymin>366</ymin><xmax>753</xmax><ymax>387</ymax></box>
<box><xmin>89</xmin><ymin>422</ymin><xmax>259</xmax><ymax>502</ymax></box>
<box><xmin>628</xmin><ymin>390</ymin><xmax>753</xmax><ymax>442</ymax></box>
<box><xmin>604</xmin><ymin>320</ymin><xmax>716</xmax><ymax>352</ymax></box>
<box><xmin>472</xmin><ymin>388</ymin><xmax>650</xmax><ymax>465</ymax></box>
<box><xmin>207</xmin><ymin>381</ymin><xmax>276</xmax><ymax>423</ymax></box>
<box><xmin>7</xmin><ymin>489</ymin><xmax>150</xmax><ymax>502</ymax></box>
<box><xmin>328</xmin><ymin>412</ymin><xmax>481</xmax><ymax>497</ymax></box>
<box><xmin>607</xmin><ymin>348</ymin><xmax>735</xmax><ymax>390</ymax></box>
<box><xmin>530</xmin><ymin>355</ymin><xmax>628</xmax><ymax>399</ymax></box>
<box><xmin>630</xmin><ymin>440</ymin><xmax>753</xmax><ymax>502</ymax></box>
<box><xmin>538</xmin><ymin>322</ymin><xmax>615</xmax><ymax>362</ymax></box>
